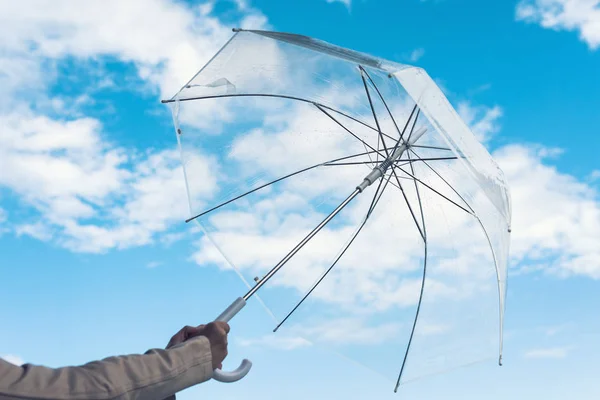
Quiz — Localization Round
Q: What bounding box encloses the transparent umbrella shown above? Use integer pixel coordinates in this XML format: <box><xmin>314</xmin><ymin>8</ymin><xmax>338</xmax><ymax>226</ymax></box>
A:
<box><xmin>162</xmin><ymin>29</ymin><xmax>511</xmax><ymax>392</ymax></box>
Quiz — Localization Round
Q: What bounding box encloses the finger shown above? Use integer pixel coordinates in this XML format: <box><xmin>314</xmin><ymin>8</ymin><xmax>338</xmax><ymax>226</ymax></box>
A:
<box><xmin>181</xmin><ymin>325</ymin><xmax>196</xmax><ymax>340</ymax></box>
<box><xmin>166</xmin><ymin>328</ymin><xmax>187</xmax><ymax>348</ymax></box>
<box><xmin>185</xmin><ymin>326</ymin><xmax>205</xmax><ymax>339</ymax></box>
<box><xmin>218</xmin><ymin>363</ymin><xmax>223</xmax><ymax>370</ymax></box>
<box><xmin>216</xmin><ymin>321</ymin><xmax>230</xmax><ymax>334</ymax></box>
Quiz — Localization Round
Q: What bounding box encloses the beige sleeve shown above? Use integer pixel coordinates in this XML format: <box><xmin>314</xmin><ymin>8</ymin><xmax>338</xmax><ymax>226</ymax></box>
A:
<box><xmin>0</xmin><ymin>336</ymin><xmax>213</xmax><ymax>400</ymax></box>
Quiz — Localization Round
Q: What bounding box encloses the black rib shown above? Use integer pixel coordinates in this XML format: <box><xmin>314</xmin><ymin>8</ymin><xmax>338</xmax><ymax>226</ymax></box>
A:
<box><xmin>408</xmin><ymin>148</ymin><xmax>474</xmax><ymax>213</ymax></box>
<box><xmin>397</xmin><ymin>156</ymin><xmax>460</xmax><ymax>163</ymax></box>
<box><xmin>315</xmin><ymin>104</ymin><xmax>389</xmax><ymax>161</ymax></box>
<box><xmin>395</xmin><ymin>148</ymin><xmax>428</xmax><ymax>392</ymax></box>
<box><xmin>395</xmin><ymin>166</ymin><xmax>473</xmax><ymax>216</ymax></box>
<box><xmin>315</xmin><ymin>103</ymin><xmax>376</xmax><ymax>165</ymax></box>
<box><xmin>411</xmin><ymin>144</ymin><xmax>452</xmax><ymax>151</ymax></box>
<box><xmin>185</xmin><ymin>148</ymin><xmax>391</xmax><ymax>223</ymax></box>
<box><xmin>390</xmin><ymin>168</ymin><xmax>425</xmax><ymax>241</ymax></box>
<box><xmin>387</xmin><ymin>117</ymin><xmax>426</xmax><ymax>241</ymax></box>
<box><xmin>409</xmin><ymin>149</ymin><xmax>503</xmax><ymax>368</ymax></box>
<box><xmin>323</xmin><ymin>157</ymin><xmax>459</xmax><ymax>167</ymax></box>
<box><xmin>324</xmin><ymin>161</ymin><xmax>378</xmax><ymax>167</ymax></box>
<box><xmin>273</xmin><ymin>220</ymin><xmax>368</xmax><ymax>332</ymax></box>
<box><xmin>361</xmin><ymin>65</ymin><xmax>420</xmax><ymax>161</ymax></box>
<box><xmin>359</xmin><ymin>66</ymin><xmax>405</xmax><ymax>140</ymax></box>
<box><xmin>405</xmin><ymin>108</ymin><xmax>421</xmax><ymax>145</ymax></box>
<box><xmin>273</xmin><ymin>171</ymin><xmax>392</xmax><ymax>332</ymax></box>
<box><xmin>162</xmin><ymin>93</ymin><xmax>398</xmax><ymax>144</ymax></box>
<box><xmin>400</xmin><ymin>105</ymin><xmax>419</xmax><ymax>147</ymax></box>
<box><xmin>359</xmin><ymin>68</ymin><xmax>390</xmax><ymax>159</ymax></box>
<box><xmin>368</xmin><ymin>167</ymin><xmax>394</xmax><ymax>217</ymax></box>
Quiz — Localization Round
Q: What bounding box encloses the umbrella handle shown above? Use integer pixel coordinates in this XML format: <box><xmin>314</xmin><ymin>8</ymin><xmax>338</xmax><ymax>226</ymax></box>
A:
<box><xmin>212</xmin><ymin>359</ymin><xmax>253</xmax><ymax>382</ymax></box>
<box><xmin>212</xmin><ymin>297</ymin><xmax>251</xmax><ymax>383</ymax></box>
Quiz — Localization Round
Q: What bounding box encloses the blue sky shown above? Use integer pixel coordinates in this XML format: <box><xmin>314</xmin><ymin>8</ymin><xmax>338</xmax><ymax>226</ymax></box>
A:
<box><xmin>1</xmin><ymin>0</ymin><xmax>599</xmax><ymax>399</ymax></box>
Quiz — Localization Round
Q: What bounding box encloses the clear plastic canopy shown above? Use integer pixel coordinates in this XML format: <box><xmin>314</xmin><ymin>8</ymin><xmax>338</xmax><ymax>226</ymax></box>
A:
<box><xmin>166</xmin><ymin>29</ymin><xmax>511</xmax><ymax>391</ymax></box>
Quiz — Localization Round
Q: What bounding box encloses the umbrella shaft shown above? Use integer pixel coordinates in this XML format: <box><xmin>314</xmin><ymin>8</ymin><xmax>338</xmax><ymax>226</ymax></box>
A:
<box><xmin>243</xmin><ymin>188</ymin><xmax>361</xmax><ymax>300</ymax></box>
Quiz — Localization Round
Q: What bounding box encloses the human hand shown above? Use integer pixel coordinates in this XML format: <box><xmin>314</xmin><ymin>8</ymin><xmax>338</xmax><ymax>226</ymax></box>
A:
<box><xmin>166</xmin><ymin>322</ymin><xmax>230</xmax><ymax>370</ymax></box>
<box><xmin>200</xmin><ymin>322</ymin><xmax>230</xmax><ymax>370</ymax></box>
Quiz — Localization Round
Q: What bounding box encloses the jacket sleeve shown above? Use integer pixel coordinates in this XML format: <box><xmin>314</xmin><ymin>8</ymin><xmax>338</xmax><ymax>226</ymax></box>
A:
<box><xmin>0</xmin><ymin>336</ymin><xmax>214</xmax><ymax>400</ymax></box>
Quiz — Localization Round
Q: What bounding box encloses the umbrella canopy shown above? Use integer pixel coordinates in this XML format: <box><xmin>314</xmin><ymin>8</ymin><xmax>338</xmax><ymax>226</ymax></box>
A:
<box><xmin>163</xmin><ymin>29</ymin><xmax>511</xmax><ymax>392</ymax></box>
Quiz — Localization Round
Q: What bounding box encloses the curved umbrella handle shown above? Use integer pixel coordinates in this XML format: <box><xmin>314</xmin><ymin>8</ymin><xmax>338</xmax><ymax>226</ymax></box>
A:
<box><xmin>213</xmin><ymin>359</ymin><xmax>253</xmax><ymax>382</ymax></box>
<box><xmin>212</xmin><ymin>297</ymin><xmax>250</xmax><ymax>383</ymax></box>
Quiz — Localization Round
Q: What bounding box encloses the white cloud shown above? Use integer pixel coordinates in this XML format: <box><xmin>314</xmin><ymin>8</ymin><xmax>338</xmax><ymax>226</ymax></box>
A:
<box><xmin>0</xmin><ymin>0</ymin><xmax>267</xmax><ymax>252</ymax></box>
<box><xmin>524</xmin><ymin>346</ymin><xmax>573</xmax><ymax>359</ymax></box>
<box><xmin>457</xmin><ymin>101</ymin><xmax>503</xmax><ymax>142</ymax></box>
<box><xmin>516</xmin><ymin>0</ymin><xmax>600</xmax><ymax>49</ymax></box>
<box><xmin>409</xmin><ymin>48</ymin><xmax>426</xmax><ymax>62</ymax></box>
<box><xmin>0</xmin><ymin>112</ymin><xmax>126</xmax><ymax>212</ymax></box>
<box><xmin>495</xmin><ymin>144</ymin><xmax>600</xmax><ymax>279</ymax></box>
<box><xmin>15</xmin><ymin>222</ymin><xmax>54</xmax><ymax>242</ymax></box>
<box><xmin>1</xmin><ymin>354</ymin><xmax>24</xmax><ymax>366</ymax></box>
<box><xmin>0</xmin><ymin>0</ymin><xmax>267</xmax><ymax>99</ymax></box>
<box><xmin>0</xmin><ymin>109</ymin><xmax>217</xmax><ymax>253</ymax></box>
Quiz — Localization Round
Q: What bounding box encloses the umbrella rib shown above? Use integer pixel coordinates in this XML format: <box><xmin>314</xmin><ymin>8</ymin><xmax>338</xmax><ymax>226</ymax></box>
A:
<box><xmin>324</xmin><ymin>157</ymin><xmax>460</xmax><ymax>167</ymax></box>
<box><xmin>385</xmin><ymin>104</ymin><xmax>420</xmax><ymax>171</ymax></box>
<box><xmin>162</xmin><ymin>93</ymin><xmax>398</xmax><ymax>143</ymax></box>
<box><xmin>321</xmin><ymin>98</ymin><xmax>374</xmax><ymax>165</ymax></box>
<box><xmin>395</xmin><ymin>141</ymin><xmax>428</xmax><ymax>392</ymax></box>
<box><xmin>314</xmin><ymin>103</ymin><xmax>389</xmax><ymax>161</ymax></box>
<box><xmin>411</xmin><ymin>144</ymin><xmax>453</xmax><ymax>151</ymax></box>
<box><xmin>397</xmin><ymin>104</ymin><xmax>419</xmax><ymax>149</ymax></box>
<box><xmin>324</xmin><ymin>161</ymin><xmax>378</xmax><ymax>167</ymax></box>
<box><xmin>359</xmin><ymin>66</ymin><xmax>407</xmax><ymax>141</ymax></box>
<box><xmin>395</xmin><ymin>165</ymin><xmax>473</xmax><ymax>216</ymax></box>
<box><xmin>395</xmin><ymin>245</ymin><xmax>428</xmax><ymax>392</ymax></box>
<box><xmin>273</xmin><ymin>172</ymin><xmax>393</xmax><ymax>332</ymax></box>
<box><xmin>404</xmin><ymin>108</ymin><xmax>421</xmax><ymax>145</ymax></box>
<box><xmin>358</xmin><ymin>67</ymin><xmax>422</xmax><ymax>163</ymax></box>
<box><xmin>398</xmin><ymin>156</ymin><xmax>461</xmax><ymax>162</ymax></box>
<box><xmin>411</xmin><ymin>140</ymin><xmax>504</xmax><ymax>365</ymax></box>
<box><xmin>386</xmin><ymin>113</ymin><xmax>426</xmax><ymax>241</ymax></box>
<box><xmin>185</xmin><ymin>148</ymin><xmax>392</xmax><ymax>223</ymax></box>
<box><xmin>359</xmin><ymin>67</ymin><xmax>390</xmax><ymax>160</ymax></box>
<box><xmin>368</xmin><ymin>164</ymin><xmax>395</xmax><ymax>217</ymax></box>
<box><xmin>408</xmin><ymin>149</ymin><xmax>427</xmax><ymax>231</ymax></box>
<box><xmin>390</xmin><ymin>168</ymin><xmax>425</xmax><ymax>241</ymax></box>
<box><xmin>408</xmin><ymin>148</ymin><xmax>475</xmax><ymax>213</ymax></box>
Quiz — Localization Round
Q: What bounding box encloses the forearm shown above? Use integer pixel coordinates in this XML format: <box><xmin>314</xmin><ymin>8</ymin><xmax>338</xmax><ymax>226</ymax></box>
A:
<box><xmin>0</xmin><ymin>336</ymin><xmax>213</xmax><ymax>400</ymax></box>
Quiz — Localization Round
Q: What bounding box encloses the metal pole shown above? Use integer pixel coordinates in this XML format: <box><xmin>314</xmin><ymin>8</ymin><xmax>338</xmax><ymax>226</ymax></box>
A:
<box><xmin>243</xmin><ymin>188</ymin><xmax>361</xmax><ymax>301</ymax></box>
